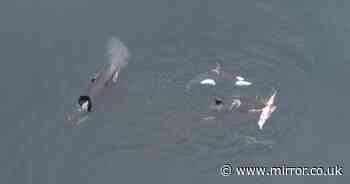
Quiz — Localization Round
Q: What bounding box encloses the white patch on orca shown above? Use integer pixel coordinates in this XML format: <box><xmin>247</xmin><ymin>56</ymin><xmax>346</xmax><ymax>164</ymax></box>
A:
<box><xmin>235</xmin><ymin>80</ymin><xmax>252</xmax><ymax>86</ymax></box>
<box><xmin>235</xmin><ymin>76</ymin><xmax>252</xmax><ymax>86</ymax></box>
<box><xmin>112</xmin><ymin>71</ymin><xmax>119</xmax><ymax>83</ymax></box>
<box><xmin>200</xmin><ymin>78</ymin><xmax>216</xmax><ymax>86</ymax></box>
<box><xmin>236</xmin><ymin>76</ymin><xmax>245</xmax><ymax>81</ymax></box>
<box><xmin>81</xmin><ymin>101</ymin><xmax>89</xmax><ymax>112</ymax></box>
<box><xmin>230</xmin><ymin>99</ymin><xmax>242</xmax><ymax>109</ymax></box>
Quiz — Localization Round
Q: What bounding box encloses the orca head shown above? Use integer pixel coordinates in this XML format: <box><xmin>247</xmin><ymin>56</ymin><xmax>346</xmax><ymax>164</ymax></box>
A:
<box><xmin>215</xmin><ymin>98</ymin><xmax>223</xmax><ymax>106</ymax></box>
<box><xmin>78</xmin><ymin>95</ymin><xmax>92</xmax><ymax>112</ymax></box>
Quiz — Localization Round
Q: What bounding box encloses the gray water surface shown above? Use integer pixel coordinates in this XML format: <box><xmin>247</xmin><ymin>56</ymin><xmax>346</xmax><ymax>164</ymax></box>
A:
<box><xmin>0</xmin><ymin>0</ymin><xmax>349</xmax><ymax>183</ymax></box>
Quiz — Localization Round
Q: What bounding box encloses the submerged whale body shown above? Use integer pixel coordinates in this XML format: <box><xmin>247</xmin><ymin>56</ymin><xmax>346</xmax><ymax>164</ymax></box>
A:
<box><xmin>87</xmin><ymin>37</ymin><xmax>130</xmax><ymax>104</ymax></box>
<box><xmin>67</xmin><ymin>36</ymin><xmax>130</xmax><ymax>126</ymax></box>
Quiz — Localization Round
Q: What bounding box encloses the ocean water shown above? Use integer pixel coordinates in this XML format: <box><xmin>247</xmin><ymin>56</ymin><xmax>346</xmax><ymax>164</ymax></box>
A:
<box><xmin>0</xmin><ymin>0</ymin><xmax>349</xmax><ymax>183</ymax></box>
